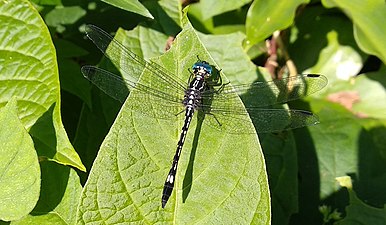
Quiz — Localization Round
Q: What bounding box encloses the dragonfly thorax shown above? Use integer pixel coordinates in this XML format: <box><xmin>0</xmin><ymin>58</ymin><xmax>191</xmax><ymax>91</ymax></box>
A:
<box><xmin>192</xmin><ymin>61</ymin><xmax>212</xmax><ymax>78</ymax></box>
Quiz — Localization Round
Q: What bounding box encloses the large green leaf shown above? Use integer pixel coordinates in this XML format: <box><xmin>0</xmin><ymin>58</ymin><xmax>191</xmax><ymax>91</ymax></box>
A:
<box><xmin>200</xmin><ymin>31</ymin><xmax>299</xmax><ymax>224</ymax></box>
<box><xmin>245</xmin><ymin>0</ymin><xmax>310</xmax><ymax>47</ymax></box>
<box><xmin>0</xmin><ymin>99</ymin><xmax>40</xmax><ymax>221</ymax></box>
<box><xmin>77</xmin><ymin>16</ymin><xmax>270</xmax><ymax>224</ymax></box>
<box><xmin>322</xmin><ymin>0</ymin><xmax>386</xmax><ymax>64</ymax></box>
<box><xmin>0</xmin><ymin>0</ymin><xmax>85</xmax><ymax>171</ymax></box>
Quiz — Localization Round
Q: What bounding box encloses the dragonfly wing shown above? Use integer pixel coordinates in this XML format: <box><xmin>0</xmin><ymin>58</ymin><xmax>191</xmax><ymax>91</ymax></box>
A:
<box><xmin>202</xmin><ymin>101</ymin><xmax>319</xmax><ymax>133</ymax></box>
<box><xmin>202</xmin><ymin>74</ymin><xmax>328</xmax><ymax>108</ymax></box>
<box><xmin>83</xmin><ymin>66</ymin><xmax>185</xmax><ymax>119</ymax></box>
<box><xmin>82</xmin><ymin>66</ymin><xmax>129</xmax><ymax>103</ymax></box>
<box><xmin>82</xmin><ymin>66</ymin><xmax>185</xmax><ymax>105</ymax></box>
<box><xmin>128</xmin><ymin>91</ymin><xmax>185</xmax><ymax>119</ymax></box>
<box><xmin>84</xmin><ymin>25</ymin><xmax>187</xmax><ymax>92</ymax></box>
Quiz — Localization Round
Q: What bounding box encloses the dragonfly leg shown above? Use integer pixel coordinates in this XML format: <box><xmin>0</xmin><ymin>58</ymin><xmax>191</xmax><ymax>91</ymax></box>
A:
<box><xmin>188</xmin><ymin>69</ymin><xmax>195</xmax><ymax>83</ymax></box>
<box><xmin>206</xmin><ymin>112</ymin><xmax>223</xmax><ymax>127</ymax></box>
<box><xmin>175</xmin><ymin>109</ymin><xmax>185</xmax><ymax>116</ymax></box>
<box><xmin>216</xmin><ymin>80</ymin><xmax>230</xmax><ymax>93</ymax></box>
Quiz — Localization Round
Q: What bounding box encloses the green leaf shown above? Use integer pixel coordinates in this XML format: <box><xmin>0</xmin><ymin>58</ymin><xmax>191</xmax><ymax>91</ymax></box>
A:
<box><xmin>198</xmin><ymin>31</ymin><xmax>257</xmax><ymax>85</ymax></box>
<box><xmin>296</xmin><ymin>98</ymin><xmax>386</xmax><ymax>202</ymax></box>
<box><xmin>307</xmin><ymin>102</ymin><xmax>362</xmax><ymax>198</ymax></box>
<box><xmin>156</xmin><ymin>0</ymin><xmax>183</xmax><ymax>34</ymax></box>
<box><xmin>45</xmin><ymin>6</ymin><xmax>86</xmax><ymax>32</ymax></box>
<box><xmin>322</xmin><ymin>0</ymin><xmax>386</xmax><ymax>64</ymax></box>
<box><xmin>246</xmin><ymin>0</ymin><xmax>310</xmax><ymax>47</ymax></box>
<box><xmin>0</xmin><ymin>0</ymin><xmax>85</xmax><ymax>171</ymax></box>
<box><xmin>290</xmin><ymin>16</ymin><xmax>386</xmax><ymax>219</ymax></box>
<box><xmin>303</xmin><ymin>30</ymin><xmax>363</xmax><ymax>84</ymax></box>
<box><xmin>335</xmin><ymin>176</ymin><xmax>386</xmax><ymax>225</ymax></box>
<box><xmin>11</xmin><ymin>162</ymin><xmax>82</xmax><ymax>225</ymax></box>
<box><xmin>348</xmin><ymin>70</ymin><xmax>386</xmax><ymax>120</ymax></box>
<box><xmin>0</xmin><ymin>99</ymin><xmax>40</xmax><ymax>221</ymax></box>
<box><xmin>194</xmin><ymin>0</ymin><xmax>252</xmax><ymax>20</ymax></box>
<box><xmin>188</xmin><ymin>4</ymin><xmax>247</xmax><ymax>35</ymax></box>
<box><xmin>54</xmin><ymin>39</ymin><xmax>88</xmax><ymax>58</ymax></box>
<box><xmin>77</xmin><ymin>17</ymin><xmax>270</xmax><ymax>224</ymax></box>
<box><xmin>30</xmin><ymin>0</ymin><xmax>62</xmax><ymax>6</ymax></box>
<box><xmin>101</xmin><ymin>0</ymin><xmax>154</xmax><ymax>19</ymax></box>
<box><xmin>301</xmin><ymin>29</ymin><xmax>386</xmax><ymax>120</ymax></box>
<box><xmin>289</xmin><ymin>5</ymin><xmax>366</xmax><ymax>74</ymax></box>
<box><xmin>200</xmin><ymin>31</ymin><xmax>299</xmax><ymax>224</ymax></box>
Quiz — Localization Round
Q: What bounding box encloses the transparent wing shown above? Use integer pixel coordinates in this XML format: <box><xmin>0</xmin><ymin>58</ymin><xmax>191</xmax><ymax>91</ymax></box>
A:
<box><xmin>83</xmin><ymin>24</ymin><xmax>187</xmax><ymax>94</ymax></box>
<box><xmin>202</xmin><ymin>74</ymin><xmax>328</xmax><ymax>108</ymax></box>
<box><xmin>82</xmin><ymin>66</ymin><xmax>186</xmax><ymax>119</ymax></box>
<box><xmin>198</xmin><ymin>74</ymin><xmax>325</xmax><ymax>133</ymax></box>
<box><xmin>81</xmin><ymin>66</ymin><xmax>185</xmax><ymax>104</ymax></box>
<box><xmin>200</xmin><ymin>104</ymin><xmax>319</xmax><ymax>134</ymax></box>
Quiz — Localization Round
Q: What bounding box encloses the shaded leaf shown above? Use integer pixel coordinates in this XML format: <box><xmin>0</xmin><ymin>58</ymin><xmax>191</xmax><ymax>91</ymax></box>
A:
<box><xmin>335</xmin><ymin>176</ymin><xmax>386</xmax><ymax>225</ymax></box>
<box><xmin>58</xmin><ymin>59</ymin><xmax>92</xmax><ymax>108</ymax></box>
<box><xmin>289</xmin><ymin>5</ymin><xmax>366</xmax><ymax>74</ymax></box>
<box><xmin>196</xmin><ymin>0</ymin><xmax>252</xmax><ymax>20</ymax></box>
<box><xmin>304</xmin><ymin>31</ymin><xmax>362</xmax><ymax>83</ymax></box>
<box><xmin>45</xmin><ymin>6</ymin><xmax>86</xmax><ymax>32</ymax></box>
<box><xmin>188</xmin><ymin>4</ymin><xmax>247</xmax><ymax>35</ymax></box>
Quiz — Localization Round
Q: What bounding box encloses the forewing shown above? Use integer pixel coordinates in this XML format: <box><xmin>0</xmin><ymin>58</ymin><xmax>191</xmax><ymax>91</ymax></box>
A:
<box><xmin>84</xmin><ymin>24</ymin><xmax>187</xmax><ymax>94</ymax></box>
<box><xmin>203</xmin><ymin>74</ymin><xmax>328</xmax><ymax>108</ymax></box>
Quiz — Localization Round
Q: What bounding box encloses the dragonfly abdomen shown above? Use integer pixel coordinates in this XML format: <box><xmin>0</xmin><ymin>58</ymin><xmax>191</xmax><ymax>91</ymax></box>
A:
<box><xmin>161</xmin><ymin>75</ymin><xmax>207</xmax><ymax>208</ymax></box>
<box><xmin>161</xmin><ymin>106</ymin><xmax>194</xmax><ymax>208</ymax></box>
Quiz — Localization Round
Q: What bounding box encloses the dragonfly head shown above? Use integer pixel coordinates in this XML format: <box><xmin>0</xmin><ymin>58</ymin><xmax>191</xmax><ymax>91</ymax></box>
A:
<box><xmin>192</xmin><ymin>61</ymin><xmax>213</xmax><ymax>78</ymax></box>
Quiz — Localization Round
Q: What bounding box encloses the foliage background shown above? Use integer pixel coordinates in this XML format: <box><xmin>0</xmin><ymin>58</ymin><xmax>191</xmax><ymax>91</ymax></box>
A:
<box><xmin>0</xmin><ymin>0</ymin><xmax>385</xmax><ymax>224</ymax></box>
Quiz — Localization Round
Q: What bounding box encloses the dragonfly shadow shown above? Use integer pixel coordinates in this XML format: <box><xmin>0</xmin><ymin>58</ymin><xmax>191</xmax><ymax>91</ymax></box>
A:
<box><xmin>181</xmin><ymin>110</ymin><xmax>206</xmax><ymax>203</ymax></box>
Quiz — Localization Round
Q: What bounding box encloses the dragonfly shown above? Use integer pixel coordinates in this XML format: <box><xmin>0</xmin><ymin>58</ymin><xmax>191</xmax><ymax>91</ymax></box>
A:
<box><xmin>81</xmin><ymin>25</ymin><xmax>328</xmax><ymax>208</ymax></box>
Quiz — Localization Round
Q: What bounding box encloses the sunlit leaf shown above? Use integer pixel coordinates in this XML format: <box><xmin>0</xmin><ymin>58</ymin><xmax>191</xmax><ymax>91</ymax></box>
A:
<box><xmin>101</xmin><ymin>0</ymin><xmax>153</xmax><ymax>19</ymax></box>
<box><xmin>0</xmin><ymin>99</ymin><xmax>40</xmax><ymax>221</ymax></box>
<box><xmin>0</xmin><ymin>0</ymin><xmax>85</xmax><ymax>171</ymax></box>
